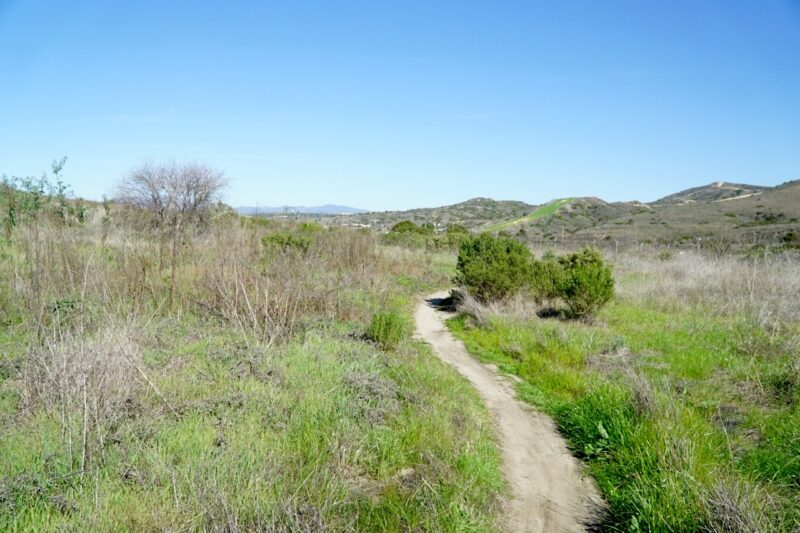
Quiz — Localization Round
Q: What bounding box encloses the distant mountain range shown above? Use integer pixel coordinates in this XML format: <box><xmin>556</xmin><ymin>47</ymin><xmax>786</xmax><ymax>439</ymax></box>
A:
<box><xmin>237</xmin><ymin>204</ymin><xmax>368</xmax><ymax>215</ymax></box>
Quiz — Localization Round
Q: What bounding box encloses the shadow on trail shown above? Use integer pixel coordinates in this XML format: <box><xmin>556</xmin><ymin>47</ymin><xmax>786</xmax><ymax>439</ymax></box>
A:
<box><xmin>425</xmin><ymin>295</ymin><xmax>456</xmax><ymax>312</ymax></box>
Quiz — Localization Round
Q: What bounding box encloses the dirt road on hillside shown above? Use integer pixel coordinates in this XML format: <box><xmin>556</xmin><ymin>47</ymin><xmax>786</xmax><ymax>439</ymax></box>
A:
<box><xmin>414</xmin><ymin>293</ymin><xmax>603</xmax><ymax>533</ymax></box>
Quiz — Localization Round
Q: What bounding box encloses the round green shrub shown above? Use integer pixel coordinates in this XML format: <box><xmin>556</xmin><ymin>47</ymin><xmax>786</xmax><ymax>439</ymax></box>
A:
<box><xmin>261</xmin><ymin>231</ymin><xmax>312</xmax><ymax>253</ymax></box>
<box><xmin>528</xmin><ymin>256</ymin><xmax>566</xmax><ymax>302</ymax></box>
<box><xmin>455</xmin><ymin>233</ymin><xmax>532</xmax><ymax>302</ymax></box>
<box><xmin>556</xmin><ymin>247</ymin><xmax>614</xmax><ymax>317</ymax></box>
<box><xmin>390</xmin><ymin>220</ymin><xmax>433</xmax><ymax>235</ymax></box>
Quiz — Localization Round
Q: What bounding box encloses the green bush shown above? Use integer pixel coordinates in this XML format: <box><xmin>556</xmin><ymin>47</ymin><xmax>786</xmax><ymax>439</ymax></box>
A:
<box><xmin>261</xmin><ymin>231</ymin><xmax>312</xmax><ymax>253</ymax></box>
<box><xmin>299</xmin><ymin>221</ymin><xmax>325</xmax><ymax>234</ymax></box>
<box><xmin>528</xmin><ymin>254</ymin><xmax>565</xmax><ymax>302</ymax></box>
<box><xmin>367</xmin><ymin>309</ymin><xmax>412</xmax><ymax>350</ymax></box>
<box><xmin>556</xmin><ymin>247</ymin><xmax>614</xmax><ymax>317</ymax></box>
<box><xmin>390</xmin><ymin>220</ymin><xmax>433</xmax><ymax>235</ymax></box>
<box><xmin>446</xmin><ymin>223</ymin><xmax>469</xmax><ymax>235</ymax></box>
<box><xmin>455</xmin><ymin>237</ymin><xmax>614</xmax><ymax>315</ymax></box>
<box><xmin>455</xmin><ymin>233</ymin><xmax>532</xmax><ymax>302</ymax></box>
<box><xmin>382</xmin><ymin>225</ymin><xmax>466</xmax><ymax>251</ymax></box>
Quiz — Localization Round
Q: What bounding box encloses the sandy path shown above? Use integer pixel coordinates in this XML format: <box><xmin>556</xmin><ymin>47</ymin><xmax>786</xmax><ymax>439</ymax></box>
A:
<box><xmin>414</xmin><ymin>293</ymin><xmax>603</xmax><ymax>532</ymax></box>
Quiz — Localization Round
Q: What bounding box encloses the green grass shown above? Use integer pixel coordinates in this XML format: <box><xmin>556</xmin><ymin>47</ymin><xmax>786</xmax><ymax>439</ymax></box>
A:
<box><xmin>367</xmin><ymin>308</ymin><xmax>412</xmax><ymax>350</ymax></box>
<box><xmin>448</xmin><ymin>300</ymin><xmax>800</xmax><ymax>531</ymax></box>
<box><xmin>0</xmin><ymin>318</ymin><xmax>504</xmax><ymax>531</ymax></box>
<box><xmin>483</xmin><ymin>198</ymin><xmax>573</xmax><ymax>233</ymax></box>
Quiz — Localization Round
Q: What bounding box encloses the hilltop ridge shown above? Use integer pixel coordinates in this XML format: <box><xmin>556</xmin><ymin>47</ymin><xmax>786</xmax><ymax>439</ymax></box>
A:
<box><xmin>313</xmin><ymin>180</ymin><xmax>799</xmax><ymax>247</ymax></box>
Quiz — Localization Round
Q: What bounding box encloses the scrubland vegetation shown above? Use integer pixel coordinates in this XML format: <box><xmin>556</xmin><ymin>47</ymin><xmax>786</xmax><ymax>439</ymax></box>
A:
<box><xmin>450</xmin><ymin>245</ymin><xmax>800</xmax><ymax>531</ymax></box>
<box><xmin>455</xmin><ymin>235</ymin><xmax>614</xmax><ymax>318</ymax></box>
<box><xmin>0</xmin><ymin>165</ymin><xmax>504</xmax><ymax>531</ymax></box>
<box><xmin>2</xmin><ymin>162</ymin><xmax>799</xmax><ymax>532</ymax></box>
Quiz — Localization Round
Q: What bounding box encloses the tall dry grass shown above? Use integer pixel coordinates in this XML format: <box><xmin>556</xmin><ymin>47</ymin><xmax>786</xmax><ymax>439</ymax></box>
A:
<box><xmin>5</xmin><ymin>205</ymin><xmax>411</xmax><ymax>341</ymax></box>
<box><xmin>613</xmin><ymin>250</ymin><xmax>800</xmax><ymax>330</ymax></box>
<box><xmin>195</xmin><ymin>223</ymin><xmax>386</xmax><ymax>343</ymax></box>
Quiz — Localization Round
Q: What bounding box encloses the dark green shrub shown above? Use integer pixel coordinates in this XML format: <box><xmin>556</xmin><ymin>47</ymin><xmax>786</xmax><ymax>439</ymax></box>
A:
<box><xmin>367</xmin><ymin>309</ymin><xmax>411</xmax><ymax>350</ymax></box>
<box><xmin>455</xmin><ymin>233</ymin><xmax>532</xmax><ymax>302</ymax></box>
<box><xmin>420</xmin><ymin>222</ymin><xmax>435</xmax><ymax>234</ymax></box>
<box><xmin>261</xmin><ymin>231</ymin><xmax>312</xmax><ymax>253</ymax></box>
<box><xmin>446</xmin><ymin>223</ymin><xmax>469</xmax><ymax>235</ymax></box>
<box><xmin>557</xmin><ymin>247</ymin><xmax>614</xmax><ymax>317</ymax></box>
<box><xmin>528</xmin><ymin>255</ymin><xmax>565</xmax><ymax>302</ymax></box>
<box><xmin>389</xmin><ymin>220</ymin><xmax>430</xmax><ymax>234</ymax></box>
<box><xmin>382</xmin><ymin>222</ymin><xmax>465</xmax><ymax>250</ymax></box>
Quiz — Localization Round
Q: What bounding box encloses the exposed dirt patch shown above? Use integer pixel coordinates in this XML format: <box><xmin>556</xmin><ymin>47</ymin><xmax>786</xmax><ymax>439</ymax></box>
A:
<box><xmin>415</xmin><ymin>292</ymin><xmax>604</xmax><ymax>532</ymax></box>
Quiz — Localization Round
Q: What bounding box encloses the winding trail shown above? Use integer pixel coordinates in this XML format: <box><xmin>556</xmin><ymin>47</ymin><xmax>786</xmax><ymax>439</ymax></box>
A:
<box><xmin>414</xmin><ymin>293</ymin><xmax>603</xmax><ymax>533</ymax></box>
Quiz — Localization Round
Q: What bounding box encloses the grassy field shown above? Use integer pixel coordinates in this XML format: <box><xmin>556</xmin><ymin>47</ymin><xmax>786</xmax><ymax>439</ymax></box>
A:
<box><xmin>448</xmin><ymin>250</ymin><xmax>800</xmax><ymax>531</ymax></box>
<box><xmin>0</xmin><ymin>193</ymin><xmax>505</xmax><ymax>531</ymax></box>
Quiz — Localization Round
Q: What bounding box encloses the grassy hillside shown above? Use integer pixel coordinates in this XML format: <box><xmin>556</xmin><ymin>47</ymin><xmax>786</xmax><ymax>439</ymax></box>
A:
<box><xmin>556</xmin><ymin>180</ymin><xmax>800</xmax><ymax>248</ymax></box>
<box><xmin>482</xmin><ymin>198</ymin><xmax>573</xmax><ymax>233</ymax></box>
<box><xmin>4</xmin><ymin>170</ymin><xmax>799</xmax><ymax>530</ymax></box>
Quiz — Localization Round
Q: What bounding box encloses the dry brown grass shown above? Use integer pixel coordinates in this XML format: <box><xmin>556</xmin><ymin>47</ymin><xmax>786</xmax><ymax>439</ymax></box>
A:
<box><xmin>704</xmin><ymin>477</ymin><xmax>777</xmax><ymax>533</ymax></box>
<box><xmin>21</xmin><ymin>322</ymin><xmax>144</xmax><ymax>473</ymax></box>
<box><xmin>613</xmin><ymin>250</ymin><xmax>800</xmax><ymax>330</ymax></box>
<box><xmin>4</xmin><ymin>204</ymin><xmax>429</xmax><ymax>344</ymax></box>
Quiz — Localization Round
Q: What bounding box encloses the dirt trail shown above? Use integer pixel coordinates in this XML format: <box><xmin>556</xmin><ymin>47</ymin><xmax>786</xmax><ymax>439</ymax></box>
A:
<box><xmin>414</xmin><ymin>293</ymin><xmax>603</xmax><ymax>533</ymax></box>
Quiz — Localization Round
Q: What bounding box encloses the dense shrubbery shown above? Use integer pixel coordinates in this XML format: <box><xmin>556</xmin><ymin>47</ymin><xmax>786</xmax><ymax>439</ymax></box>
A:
<box><xmin>390</xmin><ymin>220</ymin><xmax>433</xmax><ymax>234</ymax></box>
<box><xmin>446</xmin><ymin>223</ymin><xmax>469</xmax><ymax>235</ymax></box>
<box><xmin>528</xmin><ymin>252</ymin><xmax>565</xmax><ymax>302</ymax></box>
<box><xmin>261</xmin><ymin>230</ymin><xmax>312</xmax><ymax>253</ymax></box>
<box><xmin>454</xmin><ymin>234</ymin><xmax>532</xmax><ymax>301</ymax></box>
<box><xmin>381</xmin><ymin>220</ymin><xmax>469</xmax><ymax>250</ymax></box>
<box><xmin>455</xmin><ymin>234</ymin><xmax>614</xmax><ymax>316</ymax></box>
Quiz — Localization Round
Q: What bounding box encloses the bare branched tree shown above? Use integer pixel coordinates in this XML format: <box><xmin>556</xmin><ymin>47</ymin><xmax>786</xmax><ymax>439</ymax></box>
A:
<box><xmin>116</xmin><ymin>161</ymin><xmax>226</xmax><ymax>307</ymax></box>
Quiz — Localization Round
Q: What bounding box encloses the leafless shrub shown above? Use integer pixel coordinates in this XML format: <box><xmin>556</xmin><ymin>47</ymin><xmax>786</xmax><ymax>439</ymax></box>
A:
<box><xmin>452</xmin><ymin>288</ymin><xmax>492</xmax><ymax>327</ymax></box>
<box><xmin>344</xmin><ymin>372</ymin><xmax>400</xmax><ymax>425</ymax></box>
<box><xmin>116</xmin><ymin>161</ymin><xmax>226</xmax><ymax>307</ymax></box>
<box><xmin>116</xmin><ymin>161</ymin><xmax>226</xmax><ymax>227</ymax></box>
<box><xmin>195</xmin><ymin>221</ymin><xmax>392</xmax><ymax>343</ymax></box>
<box><xmin>703</xmin><ymin>477</ymin><xmax>775</xmax><ymax>533</ymax></box>
<box><xmin>21</xmin><ymin>323</ymin><xmax>144</xmax><ymax>472</ymax></box>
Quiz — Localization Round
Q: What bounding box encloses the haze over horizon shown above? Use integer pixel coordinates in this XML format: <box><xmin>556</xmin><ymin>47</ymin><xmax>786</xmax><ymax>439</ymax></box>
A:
<box><xmin>1</xmin><ymin>1</ymin><xmax>799</xmax><ymax>211</ymax></box>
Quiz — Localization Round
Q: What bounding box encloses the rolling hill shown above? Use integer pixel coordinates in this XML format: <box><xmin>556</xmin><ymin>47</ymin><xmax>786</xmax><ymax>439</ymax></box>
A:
<box><xmin>320</xmin><ymin>197</ymin><xmax>536</xmax><ymax>231</ymax></box>
<box><xmin>320</xmin><ymin>180</ymin><xmax>800</xmax><ymax>248</ymax></box>
<box><xmin>653</xmin><ymin>181</ymin><xmax>770</xmax><ymax>204</ymax></box>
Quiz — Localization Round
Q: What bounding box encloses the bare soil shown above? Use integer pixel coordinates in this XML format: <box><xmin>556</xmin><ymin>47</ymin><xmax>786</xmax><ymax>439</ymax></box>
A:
<box><xmin>414</xmin><ymin>293</ymin><xmax>603</xmax><ymax>532</ymax></box>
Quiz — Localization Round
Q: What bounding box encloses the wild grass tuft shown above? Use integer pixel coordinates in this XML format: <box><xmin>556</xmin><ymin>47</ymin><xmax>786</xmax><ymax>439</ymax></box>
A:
<box><xmin>367</xmin><ymin>308</ymin><xmax>412</xmax><ymax>351</ymax></box>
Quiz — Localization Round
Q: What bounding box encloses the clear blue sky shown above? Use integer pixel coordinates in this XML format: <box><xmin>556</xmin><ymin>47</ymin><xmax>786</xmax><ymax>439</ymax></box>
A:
<box><xmin>1</xmin><ymin>1</ymin><xmax>799</xmax><ymax>210</ymax></box>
